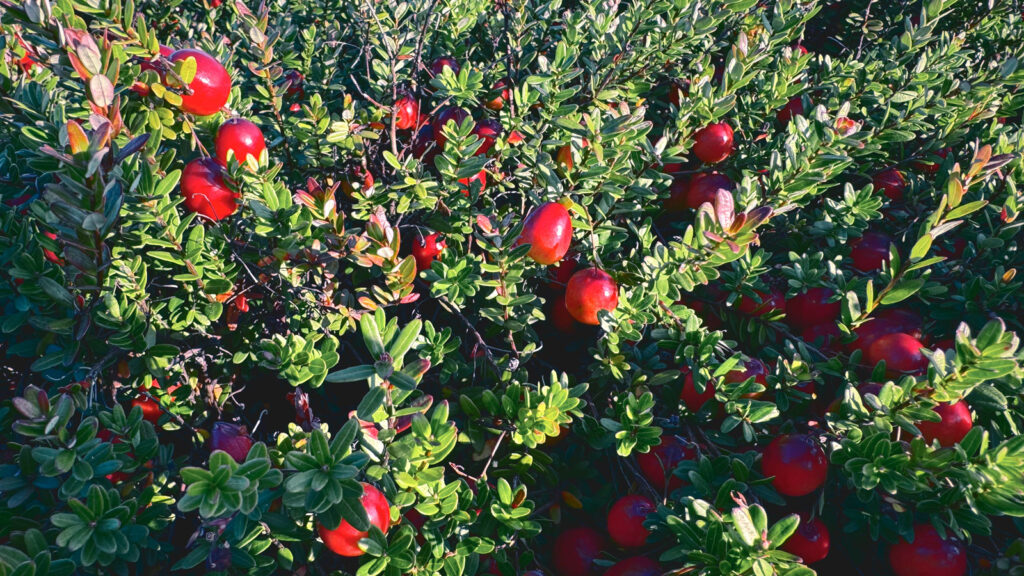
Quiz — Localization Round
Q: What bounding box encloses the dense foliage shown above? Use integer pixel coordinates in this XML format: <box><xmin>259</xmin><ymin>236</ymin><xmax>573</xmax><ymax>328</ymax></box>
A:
<box><xmin>1</xmin><ymin>0</ymin><xmax>1023</xmax><ymax>574</ymax></box>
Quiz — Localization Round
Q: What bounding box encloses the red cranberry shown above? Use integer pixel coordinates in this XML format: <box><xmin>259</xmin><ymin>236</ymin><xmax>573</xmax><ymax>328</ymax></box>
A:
<box><xmin>211</xmin><ymin>421</ymin><xmax>253</xmax><ymax>462</ymax></box>
<box><xmin>180</xmin><ymin>157</ymin><xmax>238</xmax><ymax>221</ymax></box>
<box><xmin>777</xmin><ymin>96</ymin><xmax>804</xmax><ymax>126</ymax></box>
<box><xmin>873</xmin><ymin>168</ymin><xmax>907</xmax><ymax>201</ymax></box>
<box><xmin>637</xmin><ymin>435</ymin><xmax>696</xmax><ymax>492</ymax></box>
<box><xmin>680</xmin><ymin>370</ymin><xmax>716</xmax><ymax>413</ymax></box>
<box><xmin>430</xmin><ymin>56</ymin><xmax>460</xmax><ymax>76</ymax></box>
<box><xmin>723</xmin><ymin>358</ymin><xmax>769</xmax><ymax>399</ymax></box>
<box><xmin>215</xmin><ymin>117</ymin><xmax>266</xmax><ymax>167</ymax></box>
<box><xmin>692</xmin><ymin>122</ymin><xmax>734</xmax><ymax>164</ymax></box>
<box><xmin>168</xmin><ymin>49</ymin><xmax>232</xmax><ymax>117</ymax></box>
<box><xmin>916</xmin><ymin>400</ymin><xmax>972</xmax><ymax>447</ymax></box>
<box><xmin>850</xmin><ymin>231</ymin><xmax>892</xmax><ymax>272</ymax></box>
<box><xmin>393</xmin><ymin>94</ymin><xmax>420</xmax><ymax>130</ymax></box>
<box><xmin>517</xmin><ymin>202</ymin><xmax>573</xmax><ymax>265</ymax></box>
<box><xmin>484</xmin><ymin>78</ymin><xmax>511</xmax><ymax>110</ymax></box>
<box><xmin>471</xmin><ymin>118</ymin><xmax>502</xmax><ymax>155</ymax></box>
<box><xmin>865</xmin><ymin>333</ymin><xmax>928</xmax><ymax>376</ymax></box>
<box><xmin>686</xmin><ymin>172</ymin><xmax>733</xmax><ymax>210</ymax></box>
<box><xmin>552</xmin><ymin>528</ymin><xmax>606</xmax><ymax>576</ymax></box>
<box><xmin>761</xmin><ymin>434</ymin><xmax>828</xmax><ymax>497</ymax></box>
<box><xmin>564</xmin><ymin>268</ymin><xmax>618</xmax><ymax>325</ymax></box>
<box><xmin>433</xmin><ymin>106</ymin><xmax>470</xmax><ymax>147</ymax></box>
<box><xmin>318</xmin><ymin>483</ymin><xmax>391</xmax><ymax>557</ymax></box>
<box><xmin>411</xmin><ymin>232</ymin><xmax>446</xmax><ymax>273</ymax></box>
<box><xmin>736</xmin><ymin>287</ymin><xmax>784</xmax><ymax>316</ymax></box>
<box><xmin>781</xmin><ymin>515</ymin><xmax>830</xmax><ymax>564</ymax></box>
<box><xmin>607</xmin><ymin>495</ymin><xmax>655</xmax><ymax>548</ymax></box>
<box><xmin>911</xmin><ymin>147</ymin><xmax>950</xmax><ymax>175</ymax></box>
<box><xmin>785</xmin><ymin>287</ymin><xmax>840</xmax><ymax>330</ymax></box>
<box><xmin>888</xmin><ymin>524</ymin><xmax>966</xmax><ymax>576</ymax></box>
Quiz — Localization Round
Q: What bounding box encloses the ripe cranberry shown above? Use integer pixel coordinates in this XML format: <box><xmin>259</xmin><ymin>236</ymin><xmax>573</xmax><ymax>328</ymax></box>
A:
<box><xmin>851</xmin><ymin>308</ymin><xmax>924</xmax><ymax>352</ymax></box>
<box><xmin>781</xmin><ymin>516</ymin><xmax>830</xmax><ymax>564</ymax></box>
<box><xmin>457</xmin><ymin>170</ymin><xmax>487</xmax><ymax>194</ymax></box>
<box><xmin>215</xmin><ymin>118</ymin><xmax>266</xmax><ymax>167</ymax></box>
<box><xmin>283</xmin><ymin>70</ymin><xmax>304</xmax><ymax>98</ymax></box>
<box><xmin>607</xmin><ymin>495</ymin><xmax>655</xmax><ymax>548</ymax></box>
<box><xmin>637</xmin><ymin>435</ymin><xmax>696</xmax><ymax>491</ymax></box>
<box><xmin>472</xmin><ymin>118</ymin><xmax>502</xmax><ymax>155</ymax></box>
<box><xmin>549</xmin><ymin>293</ymin><xmax>577</xmax><ymax>334</ymax></box>
<box><xmin>916</xmin><ymin>401</ymin><xmax>972</xmax><ymax>447</ymax></box>
<box><xmin>692</xmin><ymin>122</ymin><xmax>734</xmax><ymax>164</ymax></box>
<box><xmin>564</xmin><ymin>268</ymin><xmax>618</xmax><ymax>325</ymax></box>
<box><xmin>736</xmin><ymin>287</ymin><xmax>784</xmax><ymax>316</ymax></box>
<box><xmin>785</xmin><ymin>287</ymin><xmax>840</xmax><ymax>330</ymax></box>
<box><xmin>430</xmin><ymin>56</ymin><xmax>460</xmax><ymax>76</ymax></box>
<box><xmin>484</xmin><ymin>78</ymin><xmax>511</xmax><ymax>110</ymax></box>
<box><xmin>850</xmin><ymin>231</ymin><xmax>892</xmax><ymax>272</ymax></box>
<box><xmin>865</xmin><ymin>333</ymin><xmax>928</xmax><ymax>376</ymax></box>
<box><xmin>136</xmin><ymin>45</ymin><xmax>174</xmax><ymax>91</ymax></box>
<box><xmin>42</xmin><ymin>231</ymin><xmax>63</xmax><ymax>265</ymax></box>
<box><xmin>723</xmin><ymin>358</ymin><xmax>769</xmax><ymax>399</ymax></box>
<box><xmin>834</xmin><ymin>116</ymin><xmax>858</xmax><ymax>135</ymax></box>
<box><xmin>680</xmin><ymin>371</ymin><xmax>716</xmax><ymax>413</ymax></box>
<box><xmin>552</xmin><ymin>527</ymin><xmax>606</xmax><ymax>576</ymax></box>
<box><xmin>181</xmin><ymin>157</ymin><xmax>238</xmax><ymax>221</ymax></box>
<box><xmin>777</xmin><ymin>96</ymin><xmax>804</xmax><ymax>126</ymax></box>
<box><xmin>556</xmin><ymin>145</ymin><xmax>574</xmax><ymax>171</ymax></box>
<box><xmin>393</xmin><ymin>95</ymin><xmax>420</xmax><ymax>130</ymax></box>
<box><xmin>318</xmin><ymin>483</ymin><xmax>391</xmax><ymax>557</ymax></box>
<box><xmin>517</xmin><ymin>202</ymin><xmax>573</xmax><ymax>265</ymax></box>
<box><xmin>433</xmin><ymin>106</ymin><xmax>470</xmax><ymax>147</ymax></box>
<box><xmin>888</xmin><ymin>524</ymin><xmax>966</xmax><ymax>576</ymax></box>
<box><xmin>911</xmin><ymin>147</ymin><xmax>950</xmax><ymax>175</ymax></box>
<box><xmin>341</xmin><ymin>165</ymin><xmax>375</xmax><ymax>199</ymax></box>
<box><xmin>548</xmin><ymin>258</ymin><xmax>579</xmax><ymax>288</ymax></box>
<box><xmin>761</xmin><ymin>434</ymin><xmax>828</xmax><ymax>496</ymax></box>
<box><xmin>412</xmin><ymin>123</ymin><xmax>436</xmax><ymax>160</ymax></box>
<box><xmin>411</xmin><ymin>232</ymin><xmax>446</xmax><ymax>273</ymax></box>
<box><xmin>687</xmin><ymin>172</ymin><xmax>733</xmax><ymax>210</ymax></box>
<box><xmin>604</xmin><ymin>557</ymin><xmax>660</xmax><ymax>576</ymax></box>
<box><xmin>800</xmin><ymin>322</ymin><xmax>841</xmax><ymax>350</ymax></box>
<box><xmin>873</xmin><ymin>168</ymin><xmax>907</xmax><ymax>201</ymax></box>
<box><xmin>168</xmin><ymin>49</ymin><xmax>232</xmax><ymax>117</ymax></box>
<box><xmin>211</xmin><ymin>421</ymin><xmax>253</xmax><ymax>462</ymax></box>
<box><xmin>131</xmin><ymin>379</ymin><xmax>167</xmax><ymax>424</ymax></box>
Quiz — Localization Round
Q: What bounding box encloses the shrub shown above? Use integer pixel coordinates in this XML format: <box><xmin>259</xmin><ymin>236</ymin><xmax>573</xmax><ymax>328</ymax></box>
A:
<box><xmin>1</xmin><ymin>0</ymin><xmax>1023</xmax><ymax>575</ymax></box>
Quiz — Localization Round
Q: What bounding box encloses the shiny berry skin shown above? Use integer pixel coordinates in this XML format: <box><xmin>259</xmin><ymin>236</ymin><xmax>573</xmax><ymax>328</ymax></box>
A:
<box><xmin>433</xmin><ymin>106</ymin><xmax>470</xmax><ymax>147</ymax></box>
<box><xmin>850</xmin><ymin>231</ymin><xmax>892</xmax><ymax>272</ymax></box>
<box><xmin>785</xmin><ymin>287</ymin><xmax>840</xmax><ymax>330</ymax></box>
<box><xmin>318</xmin><ymin>483</ymin><xmax>391</xmax><ymax>557</ymax></box>
<box><xmin>484</xmin><ymin>78</ymin><xmax>511</xmax><ymax>110</ymax></box>
<box><xmin>411</xmin><ymin>232</ymin><xmax>446</xmax><ymax>273</ymax></box>
<box><xmin>549</xmin><ymin>293</ymin><xmax>577</xmax><ymax>334</ymax></box>
<box><xmin>564</xmin><ymin>268</ymin><xmax>618</xmax><ymax>325</ymax></box>
<box><xmin>737</xmin><ymin>288</ymin><xmax>784</xmax><ymax>316</ymax></box>
<box><xmin>604</xmin><ymin>557</ymin><xmax>660</xmax><ymax>576</ymax></box>
<box><xmin>215</xmin><ymin>118</ymin><xmax>266</xmax><ymax>167</ymax></box>
<box><xmin>680</xmin><ymin>371</ymin><xmax>716</xmax><ymax>413</ymax></box>
<box><xmin>865</xmin><ymin>333</ymin><xmax>928</xmax><ymax>376</ymax></box>
<box><xmin>130</xmin><ymin>379</ymin><xmax>167</xmax><ymax>424</ymax></box>
<box><xmin>517</xmin><ymin>202</ymin><xmax>573</xmax><ymax>265</ymax></box>
<box><xmin>556</xmin><ymin>145</ymin><xmax>574</xmax><ymax>171</ymax></box>
<box><xmin>888</xmin><ymin>524</ymin><xmax>967</xmax><ymax>576</ymax></box>
<box><xmin>552</xmin><ymin>528</ymin><xmax>606</xmax><ymax>576</ymax></box>
<box><xmin>42</xmin><ymin>231</ymin><xmax>63</xmax><ymax>265</ymax></box>
<box><xmin>412</xmin><ymin>123</ymin><xmax>436</xmax><ymax>160</ymax></box>
<box><xmin>168</xmin><ymin>49</ymin><xmax>232</xmax><ymax>117</ymax></box>
<box><xmin>472</xmin><ymin>118</ymin><xmax>502</xmax><ymax>155</ymax></box>
<box><xmin>181</xmin><ymin>157</ymin><xmax>238</xmax><ymax>221</ymax></box>
<box><xmin>917</xmin><ymin>400</ymin><xmax>972</xmax><ymax>447</ymax></box>
<box><xmin>692</xmin><ymin>122</ymin><xmax>734</xmax><ymax>164</ymax></box>
<box><xmin>873</xmin><ymin>168</ymin><xmax>907</xmax><ymax>201</ymax></box>
<box><xmin>686</xmin><ymin>172</ymin><xmax>733</xmax><ymax>210</ymax></box>
<box><xmin>777</xmin><ymin>96</ymin><xmax>804</xmax><ymax>126</ymax></box>
<box><xmin>781</xmin><ymin>516</ymin><xmax>830</xmax><ymax>564</ymax></box>
<box><xmin>211</xmin><ymin>421</ymin><xmax>253</xmax><ymax>462</ymax></box>
<box><xmin>607</xmin><ymin>495</ymin><xmax>655</xmax><ymax>548</ymax></box>
<box><xmin>851</xmin><ymin>308</ymin><xmax>925</xmax><ymax>352</ymax></box>
<box><xmin>637</xmin><ymin>435</ymin><xmax>696</xmax><ymax>491</ymax></box>
<box><xmin>393</xmin><ymin>95</ymin><xmax>420</xmax><ymax>130</ymax></box>
<box><xmin>457</xmin><ymin>170</ymin><xmax>487</xmax><ymax>194</ymax></box>
<box><xmin>430</xmin><ymin>56</ymin><xmax>460</xmax><ymax>76</ymax></box>
<box><xmin>794</xmin><ymin>44</ymin><xmax>809</xmax><ymax>55</ymax></box>
<box><xmin>761</xmin><ymin>434</ymin><xmax>828</xmax><ymax>497</ymax></box>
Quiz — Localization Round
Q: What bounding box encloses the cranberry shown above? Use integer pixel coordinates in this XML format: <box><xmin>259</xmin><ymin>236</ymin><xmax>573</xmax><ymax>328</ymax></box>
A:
<box><xmin>283</xmin><ymin>70</ymin><xmax>304</xmax><ymax>97</ymax></box>
<box><xmin>517</xmin><ymin>202</ymin><xmax>573</xmax><ymax>265</ymax></box>
<box><xmin>130</xmin><ymin>379</ymin><xmax>169</xmax><ymax>424</ymax></box>
<box><xmin>564</xmin><ymin>268</ymin><xmax>618</xmax><ymax>325</ymax></box>
<box><xmin>430</xmin><ymin>56</ymin><xmax>460</xmax><ymax>76</ymax></box>
<box><xmin>916</xmin><ymin>400</ymin><xmax>972</xmax><ymax>447</ymax></box>
<box><xmin>168</xmin><ymin>49</ymin><xmax>232</xmax><ymax>117</ymax></box>
<box><xmin>412</xmin><ymin>123</ymin><xmax>437</xmax><ymax>160</ymax></box>
<box><xmin>761</xmin><ymin>434</ymin><xmax>828</xmax><ymax>497</ymax></box>
<box><xmin>411</xmin><ymin>232</ymin><xmax>446</xmax><ymax>273</ymax></box>
<box><xmin>318</xmin><ymin>483</ymin><xmax>391</xmax><ymax>557</ymax></box>
<box><xmin>433</xmin><ymin>106</ymin><xmax>470</xmax><ymax>147</ymax></box>
<box><xmin>785</xmin><ymin>287</ymin><xmax>840</xmax><ymax>330</ymax></box>
<box><xmin>911</xmin><ymin>147</ymin><xmax>950</xmax><ymax>175</ymax></box>
<box><xmin>680</xmin><ymin>371</ymin><xmax>716</xmax><ymax>413</ymax></box>
<box><xmin>484</xmin><ymin>78</ymin><xmax>511</xmax><ymax>110</ymax></box>
<box><xmin>180</xmin><ymin>157</ymin><xmax>238</xmax><ymax>221</ymax></box>
<box><xmin>686</xmin><ymin>172</ymin><xmax>734</xmax><ymax>210</ymax></box>
<box><xmin>851</xmin><ymin>308</ymin><xmax>925</xmax><ymax>353</ymax></box>
<box><xmin>457</xmin><ymin>170</ymin><xmax>487</xmax><ymax>195</ymax></box>
<box><xmin>723</xmin><ymin>358</ymin><xmax>769</xmax><ymax>399</ymax></box>
<box><xmin>781</xmin><ymin>516</ymin><xmax>830</xmax><ymax>564</ymax></box>
<box><xmin>471</xmin><ymin>118</ymin><xmax>502</xmax><ymax>155</ymax></box>
<box><xmin>549</xmin><ymin>293</ymin><xmax>577</xmax><ymax>334</ymax></box>
<box><xmin>692</xmin><ymin>122</ymin><xmax>734</xmax><ymax>164</ymax></box>
<box><xmin>393</xmin><ymin>95</ymin><xmax>420</xmax><ymax>130</ymax></box>
<box><xmin>604</xmin><ymin>557</ymin><xmax>660</xmax><ymax>576</ymax></box>
<box><xmin>42</xmin><ymin>231</ymin><xmax>63</xmax><ymax>265</ymax></box>
<box><xmin>663</xmin><ymin>177</ymin><xmax>689</xmax><ymax>213</ymax></box>
<box><xmin>850</xmin><ymin>231</ymin><xmax>892</xmax><ymax>272</ymax></box>
<box><xmin>548</xmin><ymin>258</ymin><xmax>579</xmax><ymax>288</ymax></box>
<box><xmin>607</xmin><ymin>495</ymin><xmax>655</xmax><ymax>548</ymax></box>
<box><xmin>215</xmin><ymin>118</ymin><xmax>266</xmax><ymax>167</ymax></box>
<box><xmin>340</xmin><ymin>165</ymin><xmax>375</xmax><ymax>199</ymax></box>
<box><xmin>873</xmin><ymin>168</ymin><xmax>907</xmax><ymax>201</ymax></box>
<box><xmin>637</xmin><ymin>435</ymin><xmax>696</xmax><ymax>492</ymax></box>
<box><xmin>552</xmin><ymin>528</ymin><xmax>606</xmax><ymax>576</ymax></box>
<box><xmin>211</xmin><ymin>421</ymin><xmax>253</xmax><ymax>462</ymax></box>
<box><xmin>888</xmin><ymin>524</ymin><xmax>966</xmax><ymax>576</ymax></box>
<box><xmin>800</xmin><ymin>322</ymin><xmax>841</xmax><ymax>350</ymax></box>
<box><xmin>777</xmin><ymin>96</ymin><xmax>804</xmax><ymax>126</ymax></box>
<box><xmin>865</xmin><ymin>333</ymin><xmax>928</xmax><ymax>376</ymax></box>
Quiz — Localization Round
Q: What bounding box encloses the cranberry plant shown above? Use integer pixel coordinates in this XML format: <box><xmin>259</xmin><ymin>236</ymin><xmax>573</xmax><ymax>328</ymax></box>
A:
<box><xmin>1</xmin><ymin>0</ymin><xmax>1023</xmax><ymax>575</ymax></box>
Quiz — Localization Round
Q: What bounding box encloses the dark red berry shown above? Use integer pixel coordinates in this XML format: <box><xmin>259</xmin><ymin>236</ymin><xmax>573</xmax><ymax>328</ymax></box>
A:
<box><xmin>692</xmin><ymin>122</ymin><xmax>734</xmax><ymax>164</ymax></box>
<box><xmin>168</xmin><ymin>49</ymin><xmax>232</xmax><ymax>117</ymax></box>
<box><xmin>761</xmin><ymin>434</ymin><xmax>828</xmax><ymax>497</ymax></box>
<box><xmin>850</xmin><ymin>231</ymin><xmax>892</xmax><ymax>272</ymax></box>
<box><xmin>607</xmin><ymin>495</ymin><xmax>655</xmax><ymax>548</ymax></box>
<box><xmin>888</xmin><ymin>524</ymin><xmax>966</xmax><ymax>576</ymax></box>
